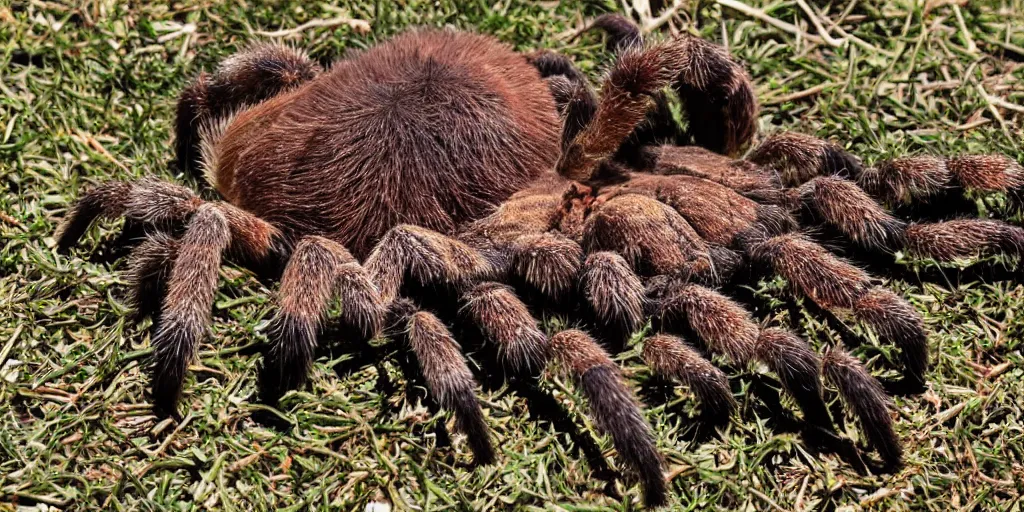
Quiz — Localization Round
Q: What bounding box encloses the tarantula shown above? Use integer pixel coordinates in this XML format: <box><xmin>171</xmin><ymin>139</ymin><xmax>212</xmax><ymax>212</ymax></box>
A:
<box><xmin>56</xmin><ymin>15</ymin><xmax>1023</xmax><ymax>507</ymax></box>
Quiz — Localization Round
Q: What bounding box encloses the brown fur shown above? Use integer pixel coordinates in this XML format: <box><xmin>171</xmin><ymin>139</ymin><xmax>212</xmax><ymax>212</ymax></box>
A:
<box><xmin>406</xmin><ymin>310</ymin><xmax>495</xmax><ymax>464</ymax></box>
<box><xmin>262</xmin><ymin>236</ymin><xmax>385</xmax><ymax>403</ymax></box>
<box><xmin>583</xmin><ymin>251</ymin><xmax>647</xmax><ymax>334</ymax></box>
<box><xmin>56</xmin><ymin>179</ymin><xmax>201</xmax><ymax>251</ymax></box>
<box><xmin>823</xmin><ymin>347</ymin><xmax>902</xmax><ymax>468</ymax></box>
<box><xmin>857</xmin><ymin>156</ymin><xmax>951</xmax><ymax>204</ymax></box>
<box><xmin>365</xmin><ymin>224</ymin><xmax>494</xmax><ymax>305</ymax></box>
<box><xmin>643</xmin><ymin>174</ymin><xmax>761</xmax><ymax>246</ymax></box>
<box><xmin>582</xmin><ymin>193</ymin><xmax>716</xmax><ymax>280</ymax></box>
<box><xmin>557</xmin><ymin>41</ymin><xmax>684</xmax><ymax>181</ymax></box>
<box><xmin>649</xmin><ymin>280</ymin><xmax>758</xmax><ymax>365</ymax></box>
<box><xmin>642</xmin><ymin>333</ymin><xmax>735</xmax><ymax>419</ymax></box>
<box><xmin>124</xmin><ymin>232</ymin><xmax>179</xmax><ymax>321</ymax></box>
<box><xmin>509</xmin><ymin>232</ymin><xmax>583</xmax><ymax>298</ymax></box>
<box><xmin>853</xmin><ymin>287</ymin><xmax>928</xmax><ymax>386</ymax></box>
<box><xmin>649</xmin><ymin>146</ymin><xmax>776</xmax><ymax>192</ymax></box>
<box><xmin>549</xmin><ymin>330</ymin><xmax>666</xmax><ymax>508</ymax></box>
<box><xmin>751</xmin><ymin>233</ymin><xmax>871</xmax><ymax>310</ymax></box>
<box><xmin>754</xmin><ymin>329</ymin><xmax>831</xmax><ymax>430</ymax></box>
<box><xmin>747</xmin><ymin>131</ymin><xmax>861</xmax><ymax>185</ymax></box>
<box><xmin>212</xmin><ymin>30</ymin><xmax>559</xmax><ymax>259</ymax></box>
<box><xmin>672</xmin><ymin>35</ymin><xmax>758</xmax><ymax>156</ymax></box>
<box><xmin>150</xmin><ymin>204</ymin><xmax>231</xmax><ymax>415</ymax></box>
<box><xmin>176</xmin><ymin>44</ymin><xmax>321</xmax><ymax>178</ymax></box>
<box><xmin>748</xmin><ymin>233</ymin><xmax>929</xmax><ymax>385</ymax></box>
<box><xmin>463</xmin><ymin>282</ymin><xmax>547</xmax><ymax>371</ymax></box>
<box><xmin>800</xmin><ymin>176</ymin><xmax>907</xmax><ymax>251</ymax></box>
<box><xmin>906</xmin><ymin>219</ymin><xmax>1024</xmax><ymax>261</ymax></box>
<box><xmin>947</xmin><ymin>155</ymin><xmax>1024</xmax><ymax>192</ymax></box>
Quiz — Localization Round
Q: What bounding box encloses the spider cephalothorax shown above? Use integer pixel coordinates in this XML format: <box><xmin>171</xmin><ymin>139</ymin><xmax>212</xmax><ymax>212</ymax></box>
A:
<box><xmin>57</xmin><ymin>16</ymin><xmax>1023</xmax><ymax>508</ymax></box>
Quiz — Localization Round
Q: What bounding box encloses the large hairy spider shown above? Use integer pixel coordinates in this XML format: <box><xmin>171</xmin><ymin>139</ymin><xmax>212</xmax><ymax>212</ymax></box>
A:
<box><xmin>56</xmin><ymin>15</ymin><xmax>1023</xmax><ymax>507</ymax></box>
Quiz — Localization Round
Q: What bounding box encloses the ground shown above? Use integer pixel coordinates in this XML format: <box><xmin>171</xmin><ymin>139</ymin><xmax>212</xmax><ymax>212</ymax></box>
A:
<box><xmin>1</xmin><ymin>0</ymin><xmax>1023</xmax><ymax>510</ymax></box>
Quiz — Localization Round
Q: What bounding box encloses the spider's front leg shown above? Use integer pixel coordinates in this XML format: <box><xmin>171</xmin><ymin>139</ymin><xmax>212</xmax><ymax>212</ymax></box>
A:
<box><xmin>364</xmin><ymin>221</ymin><xmax>669</xmax><ymax>505</ymax></box>
<box><xmin>574</xmin><ymin>192</ymin><xmax>831</xmax><ymax>429</ymax></box>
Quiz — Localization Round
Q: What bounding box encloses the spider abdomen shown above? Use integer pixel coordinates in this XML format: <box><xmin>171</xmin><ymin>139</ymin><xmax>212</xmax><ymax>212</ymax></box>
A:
<box><xmin>206</xmin><ymin>30</ymin><xmax>560</xmax><ymax>258</ymax></box>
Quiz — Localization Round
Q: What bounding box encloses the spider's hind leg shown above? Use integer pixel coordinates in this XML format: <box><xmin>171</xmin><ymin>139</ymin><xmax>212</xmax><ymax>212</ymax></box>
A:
<box><xmin>749</xmin><ymin>133</ymin><xmax>1024</xmax><ymax>264</ymax></box>
<box><xmin>176</xmin><ymin>43</ymin><xmax>321</xmax><ymax>178</ymax></box>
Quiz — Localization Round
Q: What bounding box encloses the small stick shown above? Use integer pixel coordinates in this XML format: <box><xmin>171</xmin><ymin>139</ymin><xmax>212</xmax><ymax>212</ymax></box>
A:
<box><xmin>716</xmin><ymin>0</ymin><xmax>826</xmax><ymax>45</ymax></box>
<box><xmin>253</xmin><ymin>15</ymin><xmax>370</xmax><ymax>37</ymax></box>
<box><xmin>763</xmin><ymin>82</ymin><xmax>832</xmax><ymax>105</ymax></box>
<box><xmin>794</xmin><ymin>0</ymin><xmax>845</xmax><ymax>47</ymax></box>
<box><xmin>951</xmin><ymin>4</ymin><xmax>978</xmax><ymax>54</ymax></box>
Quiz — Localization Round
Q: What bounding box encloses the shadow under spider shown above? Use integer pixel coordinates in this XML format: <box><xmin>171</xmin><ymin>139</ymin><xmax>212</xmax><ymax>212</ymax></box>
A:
<box><xmin>287</xmin><ymin>286</ymin><xmax>619</xmax><ymax>485</ymax></box>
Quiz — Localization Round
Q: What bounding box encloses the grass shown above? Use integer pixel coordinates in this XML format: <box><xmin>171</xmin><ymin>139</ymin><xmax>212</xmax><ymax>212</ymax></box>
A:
<box><xmin>1</xmin><ymin>0</ymin><xmax>1023</xmax><ymax>510</ymax></box>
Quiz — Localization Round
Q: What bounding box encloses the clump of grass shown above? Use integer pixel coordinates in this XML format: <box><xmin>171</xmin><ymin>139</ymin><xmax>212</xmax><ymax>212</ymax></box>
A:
<box><xmin>1</xmin><ymin>0</ymin><xmax>1022</xmax><ymax>510</ymax></box>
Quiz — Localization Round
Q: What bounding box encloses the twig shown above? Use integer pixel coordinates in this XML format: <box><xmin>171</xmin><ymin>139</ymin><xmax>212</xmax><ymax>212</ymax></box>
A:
<box><xmin>641</xmin><ymin>0</ymin><xmax>684</xmax><ymax>33</ymax></box>
<box><xmin>0</xmin><ymin>211</ymin><xmax>21</xmax><ymax>227</ymax></box>
<box><xmin>253</xmin><ymin>15</ymin><xmax>370</xmax><ymax>37</ymax></box>
<box><xmin>823</xmin><ymin>15</ymin><xmax>895</xmax><ymax>57</ymax></box>
<box><xmin>794</xmin><ymin>0</ymin><xmax>845</xmax><ymax>47</ymax></box>
<box><xmin>954</xmin><ymin>118</ymin><xmax>991</xmax><ymax>131</ymax></box>
<box><xmin>986</xmin><ymin>94</ymin><xmax>1024</xmax><ymax>114</ymax></box>
<box><xmin>749</xmin><ymin>488</ymin><xmax>790</xmax><ymax>512</ymax></box>
<box><xmin>975</xmin><ymin>81</ymin><xmax>1013</xmax><ymax>141</ymax></box>
<box><xmin>73</xmin><ymin>130</ymin><xmax>129</xmax><ymax>173</ymax></box>
<box><xmin>951</xmin><ymin>4</ymin><xmax>978</xmax><ymax>54</ymax></box>
<box><xmin>763</xmin><ymin>82</ymin><xmax>832</xmax><ymax>105</ymax></box>
<box><xmin>716</xmin><ymin>0</ymin><xmax>825</xmax><ymax>44</ymax></box>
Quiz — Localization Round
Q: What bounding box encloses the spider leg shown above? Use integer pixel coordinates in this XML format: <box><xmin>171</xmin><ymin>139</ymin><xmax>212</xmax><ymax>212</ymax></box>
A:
<box><xmin>549</xmin><ymin>329</ymin><xmax>666</xmax><ymax>508</ymax></box>
<box><xmin>55</xmin><ymin>178</ymin><xmax>283</xmax><ymax>269</ymax></box>
<box><xmin>648</xmin><ymin>279</ymin><xmax>757</xmax><ymax>366</ymax></box>
<box><xmin>745</xmin><ymin>232</ymin><xmax>928</xmax><ymax>391</ymax></box>
<box><xmin>585</xmin><ymin>13</ymin><xmax>644</xmax><ymax>52</ymax></box>
<box><xmin>641</xmin><ymin>333</ymin><xmax>735</xmax><ymax>421</ymax></box>
<box><xmin>55</xmin><ymin>179</ymin><xmax>200</xmax><ymax>252</ymax></box>
<box><xmin>388</xmin><ymin>299</ymin><xmax>495</xmax><ymax>465</ymax></box>
<box><xmin>669</xmin><ymin>34</ymin><xmax>757</xmax><ymax>156</ymax></box>
<box><xmin>57</xmin><ymin>179</ymin><xmax>288</xmax><ymax>415</ymax></box>
<box><xmin>647</xmin><ymin>279</ymin><xmax>833</xmax><ymax>429</ymax></box>
<box><xmin>124</xmin><ymin>232</ymin><xmax>180</xmax><ymax>324</ymax></box>
<box><xmin>556</xmin><ymin>40</ymin><xmax>682</xmax><ymax>182</ymax></box>
<box><xmin>581</xmin><ymin>193</ymin><xmax>741</xmax><ymax>283</ymax></box>
<box><xmin>798</xmin><ymin>175</ymin><xmax>1024</xmax><ymax>261</ymax></box>
<box><xmin>462</xmin><ymin>282</ymin><xmax>547</xmax><ymax>372</ymax></box>
<box><xmin>259</xmin><ymin>236</ymin><xmax>385</xmax><ymax>404</ymax></box>
<box><xmin>576</xmin><ymin>190</ymin><xmax>829</xmax><ymax>429</ymax></box>
<box><xmin>582</xmin><ymin>251</ymin><xmax>646</xmax><ymax>338</ymax></box>
<box><xmin>870</xmin><ymin>154</ymin><xmax>1024</xmax><ymax>209</ymax></box>
<box><xmin>557</xmin><ymin>25</ymin><xmax>758</xmax><ymax>182</ymax></box>
<box><xmin>642</xmin><ymin>145</ymin><xmax>778</xmax><ymax>192</ymax></box>
<box><xmin>508</xmin><ymin>232</ymin><xmax>584</xmax><ymax>299</ymax></box>
<box><xmin>749</xmin><ymin>132</ymin><xmax>1024</xmax><ymax>202</ymax></box>
<box><xmin>824</xmin><ymin>347</ymin><xmax>902</xmax><ymax>468</ymax></box>
<box><xmin>149</xmin><ymin>204</ymin><xmax>231</xmax><ymax>416</ymax></box>
<box><xmin>363</xmin><ymin>224</ymin><xmax>495</xmax><ymax>305</ymax></box>
<box><xmin>176</xmin><ymin>43</ymin><xmax>321</xmax><ymax>177</ymax></box>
